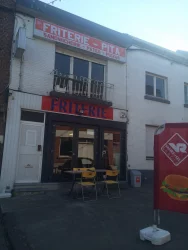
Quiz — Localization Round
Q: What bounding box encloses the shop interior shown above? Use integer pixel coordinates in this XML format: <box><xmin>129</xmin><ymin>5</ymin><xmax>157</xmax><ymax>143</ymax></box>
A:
<box><xmin>52</xmin><ymin>125</ymin><xmax>121</xmax><ymax>181</ymax></box>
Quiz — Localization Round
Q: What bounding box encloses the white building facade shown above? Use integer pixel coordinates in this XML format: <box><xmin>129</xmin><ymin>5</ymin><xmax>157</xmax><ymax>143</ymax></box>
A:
<box><xmin>126</xmin><ymin>45</ymin><xmax>188</xmax><ymax>179</ymax></box>
<box><xmin>0</xmin><ymin>1</ymin><xmax>128</xmax><ymax>194</ymax></box>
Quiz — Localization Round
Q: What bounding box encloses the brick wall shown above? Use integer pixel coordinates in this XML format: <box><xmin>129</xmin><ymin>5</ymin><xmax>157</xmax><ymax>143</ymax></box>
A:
<box><xmin>0</xmin><ymin>0</ymin><xmax>15</xmax><ymax>169</ymax></box>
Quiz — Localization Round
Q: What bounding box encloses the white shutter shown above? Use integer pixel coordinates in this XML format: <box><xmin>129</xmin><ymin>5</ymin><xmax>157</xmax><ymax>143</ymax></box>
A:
<box><xmin>146</xmin><ymin>126</ymin><xmax>157</xmax><ymax>159</ymax></box>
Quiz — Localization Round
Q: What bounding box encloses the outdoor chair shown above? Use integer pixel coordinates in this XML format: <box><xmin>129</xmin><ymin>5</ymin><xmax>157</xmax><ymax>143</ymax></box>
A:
<box><xmin>73</xmin><ymin>167</ymin><xmax>87</xmax><ymax>171</ymax></box>
<box><xmin>102</xmin><ymin>170</ymin><xmax>121</xmax><ymax>199</ymax></box>
<box><xmin>76</xmin><ymin>170</ymin><xmax>97</xmax><ymax>201</ymax></box>
<box><xmin>73</xmin><ymin>167</ymin><xmax>87</xmax><ymax>182</ymax></box>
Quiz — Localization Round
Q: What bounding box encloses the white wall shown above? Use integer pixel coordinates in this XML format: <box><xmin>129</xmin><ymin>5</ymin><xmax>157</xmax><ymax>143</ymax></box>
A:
<box><xmin>127</xmin><ymin>50</ymin><xmax>188</xmax><ymax>170</ymax></box>
<box><xmin>107</xmin><ymin>60</ymin><xmax>127</xmax><ymax>109</ymax></box>
<box><xmin>11</xmin><ymin>14</ymin><xmax>55</xmax><ymax>95</ymax></box>
<box><xmin>0</xmin><ymin>92</ymin><xmax>43</xmax><ymax>193</ymax></box>
<box><xmin>11</xmin><ymin>14</ymin><xmax>127</xmax><ymax>111</ymax></box>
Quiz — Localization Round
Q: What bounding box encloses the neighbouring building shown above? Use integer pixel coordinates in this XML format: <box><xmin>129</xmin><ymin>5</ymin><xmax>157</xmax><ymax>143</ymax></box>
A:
<box><xmin>0</xmin><ymin>0</ymin><xmax>16</xmax><ymax>178</ymax></box>
<box><xmin>0</xmin><ymin>0</ymin><xmax>131</xmax><ymax>195</ymax></box>
<box><xmin>126</xmin><ymin>37</ymin><xmax>188</xmax><ymax>180</ymax></box>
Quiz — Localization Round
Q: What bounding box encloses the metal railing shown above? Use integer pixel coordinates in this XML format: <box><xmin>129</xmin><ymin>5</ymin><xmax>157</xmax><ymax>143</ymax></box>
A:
<box><xmin>52</xmin><ymin>70</ymin><xmax>114</xmax><ymax>102</ymax></box>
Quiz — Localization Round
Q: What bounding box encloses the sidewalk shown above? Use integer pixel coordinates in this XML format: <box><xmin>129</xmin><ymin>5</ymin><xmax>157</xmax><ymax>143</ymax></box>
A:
<box><xmin>0</xmin><ymin>223</ymin><xmax>8</xmax><ymax>250</ymax></box>
<box><xmin>1</xmin><ymin>186</ymin><xmax>188</xmax><ymax>250</ymax></box>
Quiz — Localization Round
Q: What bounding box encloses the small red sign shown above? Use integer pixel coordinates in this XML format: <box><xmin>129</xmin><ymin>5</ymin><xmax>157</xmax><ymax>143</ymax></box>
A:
<box><xmin>136</xmin><ymin>177</ymin><xmax>140</xmax><ymax>183</ymax></box>
<box><xmin>154</xmin><ymin>123</ymin><xmax>188</xmax><ymax>214</ymax></box>
<box><xmin>41</xmin><ymin>96</ymin><xmax>113</xmax><ymax>120</ymax></box>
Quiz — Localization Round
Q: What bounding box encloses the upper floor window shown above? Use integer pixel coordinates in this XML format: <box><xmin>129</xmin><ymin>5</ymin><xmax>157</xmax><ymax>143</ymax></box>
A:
<box><xmin>54</xmin><ymin>52</ymin><xmax>108</xmax><ymax>100</ymax></box>
<box><xmin>73</xmin><ymin>58</ymin><xmax>89</xmax><ymax>78</ymax></box>
<box><xmin>55</xmin><ymin>52</ymin><xmax>105</xmax><ymax>81</ymax></box>
<box><xmin>145</xmin><ymin>73</ymin><xmax>167</xmax><ymax>99</ymax></box>
<box><xmin>184</xmin><ymin>83</ymin><xmax>188</xmax><ymax>104</ymax></box>
<box><xmin>55</xmin><ymin>53</ymin><xmax>70</xmax><ymax>75</ymax></box>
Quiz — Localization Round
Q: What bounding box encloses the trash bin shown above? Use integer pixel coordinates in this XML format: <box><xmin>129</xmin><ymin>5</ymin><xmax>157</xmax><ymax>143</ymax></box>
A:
<box><xmin>130</xmin><ymin>170</ymin><xmax>141</xmax><ymax>187</ymax></box>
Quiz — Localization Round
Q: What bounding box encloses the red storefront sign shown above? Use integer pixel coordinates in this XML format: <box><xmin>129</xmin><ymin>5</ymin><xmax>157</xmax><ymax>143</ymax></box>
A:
<box><xmin>34</xmin><ymin>18</ymin><xmax>126</xmax><ymax>63</ymax></box>
<box><xmin>41</xmin><ymin>96</ymin><xmax>113</xmax><ymax>120</ymax></box>
<box><xmin>154</xmin><ymin>123</ymin><xmax>188</xmax><ymax>214</ymax></box>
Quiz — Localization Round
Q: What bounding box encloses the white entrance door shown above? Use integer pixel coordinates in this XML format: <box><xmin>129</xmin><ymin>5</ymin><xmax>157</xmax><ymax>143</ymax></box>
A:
<box><xmin>15</xmin><ymin>122</ymin><xmax>44</xmax><ymax>183</ymax></box>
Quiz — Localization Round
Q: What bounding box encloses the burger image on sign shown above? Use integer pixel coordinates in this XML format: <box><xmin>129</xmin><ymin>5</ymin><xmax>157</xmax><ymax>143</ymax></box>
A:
<box><xmin>161</xmin><ymin>175</ymin><xmax>188</xmax><ymax>201</ymax></box>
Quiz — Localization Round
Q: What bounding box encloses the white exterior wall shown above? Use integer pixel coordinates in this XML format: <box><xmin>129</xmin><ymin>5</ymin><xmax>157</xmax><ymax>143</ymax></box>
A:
<box><xmin>11</xmin><ymin>15</ymin><xmax>55</xmax><ymax>94</ymax></box>
<box><xmin>127</xmin><ymin>50</ymin><xmax>188</xmax><ymax>170</ymax></box>
<box><xmin>0</xmin><ymin>92</ymin><xmax>43</xmax><ymax>193</ymax></box>
<box><xmin>107</xmin><ymin>60</ymin><xmax>126</xmax><ymax>109</ymax></box>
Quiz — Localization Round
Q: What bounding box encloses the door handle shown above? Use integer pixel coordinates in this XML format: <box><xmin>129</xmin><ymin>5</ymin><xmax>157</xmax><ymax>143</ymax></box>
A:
<box><xmin>37</xmin><ymin>145</ymin><xmax>42</xmax><ymax>151</ymax></box>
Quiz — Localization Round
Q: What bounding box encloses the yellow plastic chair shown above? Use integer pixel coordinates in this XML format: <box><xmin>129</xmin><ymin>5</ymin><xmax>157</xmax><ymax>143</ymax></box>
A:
<box><xmin>76</xmin><ymin>170</ymin><xmax>97</xmax><ymax>201</ymax></box>
<box><xmin>87</xmin><ymin>167</ymin><xmax>95</xmax><ymax>171</ymax></box>
<box><xmin>73</xmin><ymin>168</ymin><xmax>87</xmax><ymax>171</ymax></box>
<box><xmin>102</xmin><ymin>170</ymin><xmax>121</xmax><ymax>199</ymax></box>
<box><xmin>73</xmin><ymin>168</ymin><xmax>87</xmax><ymax>186</ymax></box>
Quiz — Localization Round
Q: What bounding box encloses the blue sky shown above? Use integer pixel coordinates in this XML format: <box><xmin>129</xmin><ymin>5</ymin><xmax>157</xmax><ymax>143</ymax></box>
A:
<box><xmin>41</xmin><ymin>0</ymin><xmax>188</xmax><ymax>52</ymax></box>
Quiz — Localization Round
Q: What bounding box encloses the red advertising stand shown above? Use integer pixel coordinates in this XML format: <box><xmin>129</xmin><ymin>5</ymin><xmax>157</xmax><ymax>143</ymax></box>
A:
<box><xmin>154</xmin><ymin>123</ymin><xmax>188</xmax><ymax>215</ymax></box>
<box><xmin>140</xmin><ymin>123</ymin><xmax>188</xmax><ymax>245</ymax></box>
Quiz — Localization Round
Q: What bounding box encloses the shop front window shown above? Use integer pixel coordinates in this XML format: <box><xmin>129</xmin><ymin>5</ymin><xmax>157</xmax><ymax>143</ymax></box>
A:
<box><xmin>78</xmin><ymin>128</ymin><xmax>95</xmax><ymax>168</ymax></box>
<box><xmin>53</xmin><ymin>126</ymin><xmax>73</xmax><ymax>180</ymax></box>
<box><xmin>103</xmin><ymin>130</ymin><xmax>121</xmax><ymax>170</ymax></box>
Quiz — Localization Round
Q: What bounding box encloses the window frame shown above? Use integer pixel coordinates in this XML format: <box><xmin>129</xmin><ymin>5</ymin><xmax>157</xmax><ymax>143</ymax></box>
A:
<box><xmin>145</xmin><ymin>125</ymin><xmax>158</xmax><ymax>160</ymax></box>
<box><xmin>145</xmin><ymin>72</ymin><xmax>168</xmax><ymax>100</ymax></box>
<box><xmin>55</xmin><ymin>48</ymin><xmax>106</xmax><ymax>80</ymax></box>
<box><xmin>184</xmin><ymin>82</ymin><xmax>188</xmax><ymax>105</ymax></box>
<box><xmin>70</xmin><ymin>57</ymin><xmax>105</xmax><ymax>82</ymax></box>
<box><xmin>54</xmin><ymin>49</ymin><xmax>106</xmax><ymax>98</ymax></box>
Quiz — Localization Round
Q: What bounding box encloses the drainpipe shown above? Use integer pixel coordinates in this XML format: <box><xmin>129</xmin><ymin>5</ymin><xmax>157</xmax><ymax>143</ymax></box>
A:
<box><xmin>125</xmin><ymin>48</ymin><xmax>132</xmax><ymax>127</ymax></box>
<box><xmin>18</xmin><ymin>54</ymin><xmax>24</xmax><ymax>91</ymax></box>
<box><xmin>125</xmin><ymin>47</ymin><xmax>133</xmax><ymax>180</ymax></box>
<box><xmin>125</xmin><ymin>51</ymin><xmax>128</xmax><ymax>116</ymax></box>
<box><xmin>14</xmin><ymin>15</ymin><xmax>26</xmax><ymax>91</ymax></box>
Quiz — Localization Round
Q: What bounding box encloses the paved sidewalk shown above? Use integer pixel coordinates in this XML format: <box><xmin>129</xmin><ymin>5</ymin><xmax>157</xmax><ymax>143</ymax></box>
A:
<box><xmin>0</xmin><ymin>223</ymin><xmax>8</xmax><ymax>250</ymax></box>
<box><xmin>1</xmin><ymin>186</ymin><xmax>188</xmax><ymax>250</ymax></box>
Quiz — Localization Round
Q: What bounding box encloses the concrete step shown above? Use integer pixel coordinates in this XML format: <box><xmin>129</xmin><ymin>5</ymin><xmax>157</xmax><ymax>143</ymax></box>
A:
<box><xmin>13</xmin><ymin>183</ymin><xmax>70</xmax><ymax>195</ymax></box>
<box><xmin>13</xmin><ymin>181</ymin><xmax>129</xmax><ymax>196</ymax></box>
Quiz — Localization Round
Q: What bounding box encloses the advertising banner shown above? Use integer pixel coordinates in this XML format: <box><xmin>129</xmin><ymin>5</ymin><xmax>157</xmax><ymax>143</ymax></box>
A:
<box><xmin>34</xmin><ymin>18</ymin><xmax>126</xmax><ymax>63</ymax></box>
<box><xmin>41</xmin><ymin>96</ymin><xmax>113</xmax><ymax>120</ymax></box>
<box><xmin>154</xmin><ymin>123</ymin><xmax>188</xmax><ymax>214</ymax></box>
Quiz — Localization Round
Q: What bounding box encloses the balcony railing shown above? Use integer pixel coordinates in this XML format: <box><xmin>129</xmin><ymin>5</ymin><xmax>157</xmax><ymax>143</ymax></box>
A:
<box><xmin>52</xmin><ymin>70</ymin><xmax>114</xmax><ymax>105</ymax></box>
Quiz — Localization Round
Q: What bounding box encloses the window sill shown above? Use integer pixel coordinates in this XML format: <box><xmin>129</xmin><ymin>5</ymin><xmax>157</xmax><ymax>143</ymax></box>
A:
<box><xmin>184</xmin><ymin>104</ymin><xmax>188</xmax><ymax>108</ymax></box>
<box><xmin>146</xmin><ymin>156</ymin><xmax>154</xmax><ymax>160</ymax></box>
<box><xmin>144</xmin><ymin>95</ymin><xmax>170</xmax><ymax>104</ymax></box>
